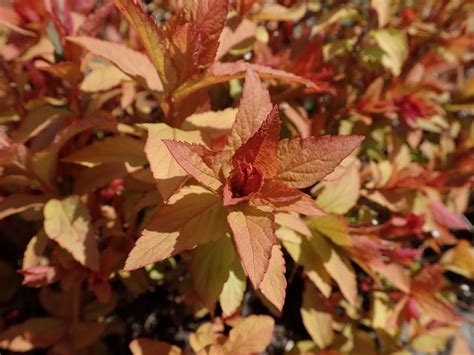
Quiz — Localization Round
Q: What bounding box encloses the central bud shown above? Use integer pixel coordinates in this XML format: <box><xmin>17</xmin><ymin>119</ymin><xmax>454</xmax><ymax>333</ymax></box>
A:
<box><xmin>231</xmin><ymin>161</ymin><xmax>265</xmax><ymax>197</ymax></box>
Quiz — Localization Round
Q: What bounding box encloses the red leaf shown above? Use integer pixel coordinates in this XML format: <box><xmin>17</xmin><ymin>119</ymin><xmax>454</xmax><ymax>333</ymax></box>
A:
<box><xmin>232</xmin><ymin>105</ymin><xmax>280</xmax><ymax>177</ymax></box>
<box><xmin>163</xmin><ymin>140</ymin><xmax>223</xmax><ymax>192</ymax></box>
<box><xmin>430</xmin><ymin>200</ymin><xmax>469</xmax><ymax>230</ymax></box>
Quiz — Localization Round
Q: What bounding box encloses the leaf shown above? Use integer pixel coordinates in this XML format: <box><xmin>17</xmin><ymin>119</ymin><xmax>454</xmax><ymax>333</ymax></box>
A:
<box><xmin>229</xmin><ymin>68</ymin><xmax>272</xmax><ymax>150</ymax></box>
<box><xmin>315</xmin><ymin>156</ymin><xmax>361</xmax><ymax>214</ymax></box>
<box><xmin>181</xmin><ymin>108</ymin><xmax>237</xmax><ymax>135</ymax></box>
<box><xmin>44</xmin><ymin>196</ymin><xmax>100</xmax><ymax>271</ymax></box>
<box><xmin>216</xmin><ymin>19</ymin><xmax>257</xmax><ymax>60</ymax></box>
<box><xmin>143</xmin><ymin>123</ymin><xmax>204</xmax><ymax>200</ymax></box>
<box><xmin>80</xmin><ymin>64</ymin><xmax>130</xmax><ymax>92</ymax></box>
<box><xmin>276</xmin><ymin>135</ymin><xmax>364</xmax><ymax>188</ymax></box>
<box><xmin>371</xmin><ymin>0</ymin><xmax>392</xmax><ymax>27</ymax></box>
<box><xmin>223</xmin><ymin>315</ymin><xmax>274</xmax><ymax>354</ymax></box>
<box><xmin>185</xmin><ymin>0</ymin><xmax>229</xmax><ymax>67</ymax></box>
<box><xmin>310</xmin><ymin>231</ymin><xmax>358</xmax><ymax>306</ymax></box>
<box><xmin>372</xmin><ymin>29</ymin><xmax>408</xmax><ymax>77</ymax></box>
<box><xmin>23</xmin><ymin>230</ymin><xmax>48</xmax><ymax>269</ymax></box>
<box><xmin>112</xmin><ymin>0</ymin><xmax>176</xmax><ymax>92</ymax></box>
<box><xmin>129</xmin><ymin>338</ymin><xmax>182</xmax><ymax>355</ymax></box>
<box><xmin>253</xmin><ymin>180</ymin><xmax>325</xmax><ymax>216</ymax></box>
<box><xmin>429</xmin><ymin>200</ymin><xmax>469</xmax><ymax>230</ymax></box>
<box><xmin>307</xmin><ymin>214</ymin><xmax>352</xmax><ymax>246</ymax></box>
<box><xmin>282</xmin><ymin>238</ymin><xmax>332</xmax><ymax>298</ymax></box>
<box><xmin>163</xmin><ymin>140</ymin><xmax>223</xmax><ymax>192</ymax></box>
<box><xmin>62</xmin><ymin>135</ymin><xmax>146</xmax><ymax>167</ymax></box>
<box><xmin>301</xmin><ymin>280</ymin><xmax>334</xmax><ymax>349</ymax></box>
<box><xmin>233</xmin><ymin>105</ymin><xmax>280</xmax><ymax>177</ymax></box>
<box><xmin>441</xmin><ymin>240</ymin><xmax>474</xmax><ymax>279</ymax></box>
<box><xmin>259</xmin><ymin>244</ymin><xmax>286</xmax><ymax>312</ymax></box>
<box><xmin>251</xmin><ymin>2</ymin><xmax>306</xmax><ymax>22</ymax></box>
<box><xmin>0</xmin><ymin>194</ymin><xmax>46</xmax><ymax>220</ymax></box>
<box><xmin>0</xmin><ymin>318</ymin><xmax>67</xmax><ymax>352</ymax></box>
<box><xmin>124</xmin><ymin>185</ymin><xmax>228</xmax><ymax>270</ymax></box>
<box><xmin>191</xmin><ymin>236</ymin><xmax>236</xmax><ymax>311</ymax></box>
<box><xmin>67</xmin><ymin>36</ymin><xmax>163</xmax><ymax>92</ymax></box>
<box><xmin>220</xmin><ymin>259</ymin><xmax>246</xmax><ymax>317</ymax></box>
<box><xmin>73</xmin><ymin>163</ymin><xmax>130</xmax><ymax>195</ymax></box>
<box><xmin>227</xmin><ymin>205</ymin><xmax>275</xmax><ymax>288</ymax></box>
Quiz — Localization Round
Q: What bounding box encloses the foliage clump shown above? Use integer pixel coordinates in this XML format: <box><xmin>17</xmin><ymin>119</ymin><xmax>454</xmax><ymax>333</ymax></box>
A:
<box><xmin>0</xmin><ymin>0</ymin><xmax>472</xmax><ymax>354</ymax></box>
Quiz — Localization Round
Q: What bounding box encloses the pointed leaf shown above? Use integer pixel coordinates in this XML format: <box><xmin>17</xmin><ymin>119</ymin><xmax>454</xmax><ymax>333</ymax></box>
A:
<box><xmin>276</xmin><ymin>135</ymin><xmax>364</xmax><ymax>188</ymax></box>
<box><xmin>259</xmin><ymin>244</ymin><xmax>286</xmax><ymax>312</ymax></box>
<box><xmin>62</xmin><ymin>135</ymin><xmax>146</xmax><ymax>167</ymax></box>
<box><xmin>163</xmin><ymin>140</ymin><xmax>222</xmax><ymax>192</ymax></box>
<box><xmin>301</xmin><ymin>280</ymin><xmax>334</xmax><ymax>349</ymax></box>
<box><xmin>67</xmin><ymin>36</ymin><xmax>163</xmax><ymax>92</ymax></box>
<box><xmin>112</xmin><ymin>0</ymin><xmax>177</xmax><ymax>91</ymax></box>
<box><xmin>253</xmin><ymin>179</ymin><xmax>325</xmax><ymax>216</ymax></box>
<box><xmin>307</xmin><ymin>215</ymin><xmax>352</xmax><ymax>246</ymax></box>
<box><xmin>282</xmin><ymin>238</ymin><xmax>332</xmax><ymax>298</ymax></box>
<box><xmin>191</xmin><ymin>236</ymin><xmax>236</xmax><ymax>311</ymax></box>
<box><xmin>44</xmin><ymin>196</ymin><xmax>100</xmax><ymax>271</ymax></box>
<box><xmin>185</xmin><ymin>0</ymin><xmax>229</xmax><ymax>67</ymax></box>
<box><xmin>124</xmin><ymin>186</ymin><xmax>228</xmax><ymax>270</ymax></box>
<box><xmin>143</xmin><ymin>123</ymin><xmax>204</xmax><ymax>200</ymax></box>
<box><xmin>227</xmin><ymin>205</ymin><xmax>275</xmax><ymax>288</ymax></box>
<box><xmin>310</xmin><ymin>231</ymin><xmax>358</xmax><ymax>306</ymax></box>
<box><xmin>229</xmin><ymin>68</ymin><xmax>272</xmax><ymax>150</ymax></box>
<box><xmin>223</xmin><ymin>315</ymin><xmax>274</xmax><ymax>354</ymax></box>
<box><xmin>220</xmin><ymin>259</ymin><xmax>246</xmax><ymax>317</ymax></box>
<box><xmin>233</xmin><ymin>105</ymin><xmax>280</xmax><ymax>176</ymax></box>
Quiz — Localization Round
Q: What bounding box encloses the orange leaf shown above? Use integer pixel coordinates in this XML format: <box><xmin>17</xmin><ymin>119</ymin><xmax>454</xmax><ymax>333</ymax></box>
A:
<box><xmin>43</xmin><ymin>196</ymin><xmax>100</xmax><ymax>271</ymax></box>
<box><xmin>228</xmin><ymin>68</ymin><xmax>272</xmax><ymax>150</ymax></box>
<box><xmin>276</xmin><ymin>135</ymin><xmax>364</xmax><ymax>188</ymax></box>
<box><xmin>227</xmin><ymin>205</ymin><xmax>275</xmax><ymax>288</ymax></box>
<box><xmin>223</xmin><ymin>315</ymin><xmax>274</xmax><ymax>354</ymax></box>
<box><xmin>124</xmin><ymin>186</ymin><xmax>228</xmax><ymax>270</ymax></box>
<box><xmin>259</xmin><ymin>244</ymin><xmax>287</xmax><ymax>312</ymax></box>
<box><xmin>163</xmin><ymin>140</ymin><xmax>223</xmax><ymax>192</ymax></box>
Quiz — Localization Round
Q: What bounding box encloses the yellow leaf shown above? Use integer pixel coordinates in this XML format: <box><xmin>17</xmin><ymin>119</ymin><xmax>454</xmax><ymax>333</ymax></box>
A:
<box><xmin>307</xmin><ymin>214</ymin><xmax>352</xmax><ymax>246</ymax></box>
<box><xmin>143</xmin><ymin>123</ymin><xmax>204</xmax><ymax>201</ymax></box>
<box><xmin>301</xmin><ymin>280</ymin><xmax>334</xmax><ymax>349</ymax></box>
<box><xmin>371</xmin><ymin>0</ymin><xmax>392</xmax><ymax>28</ymax></box>
<box><xmin>315</xmin><ymin>157</ymin><xmax>361</xmax><ymax>214</ymax></box>
<box><xmin>282</xmin><ymin>238</ymin><xmax>332</xmax><ymax>298</ymax></box>
<box><xmin>372</xmin><ymin>29</ymin><xmax>408</xmax><ymax>76</ymax></box>
<box><xmin>62</xmin><ymin>135</ymin><xmax>146</xmax><ymax>167</ymax></box>
<box><xmin>192</xmin><ymin>236</ymin><xmax>236</xmax><ymax>311</ymax></box>
<box><xmin>310</xmin><ymin>232</ymin><xmax>358</xmax><ymax>306</ymax></box>
<box><xmin>220</xmin><ymin>259</ymin><xmax>246</xmax><ymax>317</ymax></box>
<box><xmin>44</xmin><ymin>196</ymin><xmax>100</xmax><ymax>271</ymax></box>
<box><xmin>80</xmin><ymin>64</ymin><xmax>130</xmax><ymax>92</ymax></box>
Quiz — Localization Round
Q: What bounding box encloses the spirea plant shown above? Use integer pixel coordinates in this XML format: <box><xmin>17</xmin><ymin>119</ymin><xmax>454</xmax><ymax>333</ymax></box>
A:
<box><xmin>0</xmin><ymin>0</ymin><xmax>472</xmax><ymax>354</ymax></box>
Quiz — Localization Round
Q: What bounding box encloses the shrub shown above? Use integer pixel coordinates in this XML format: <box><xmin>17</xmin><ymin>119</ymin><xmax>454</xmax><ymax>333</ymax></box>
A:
<box><xmin>0</xmin><ymin>0</ymin><xmax>472</xmax><ymax>354</ymax></box>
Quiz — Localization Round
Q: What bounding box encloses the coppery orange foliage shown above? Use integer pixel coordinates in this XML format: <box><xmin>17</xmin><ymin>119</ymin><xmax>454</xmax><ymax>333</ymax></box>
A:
<box><xmin>0</xmin><ymin>0</ymin><xmax>472</xmax><ymax>354</ymax></box>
